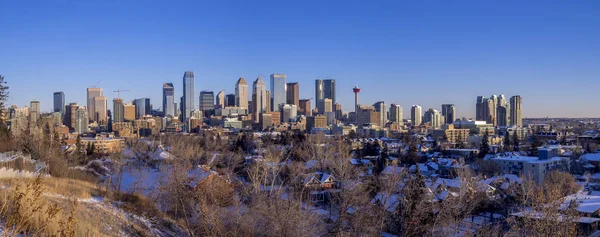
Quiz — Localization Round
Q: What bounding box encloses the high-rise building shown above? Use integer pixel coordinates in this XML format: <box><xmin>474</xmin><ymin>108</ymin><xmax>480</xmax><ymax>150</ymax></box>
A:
<box><xmin>252</xmin><ymin>77</ymin><xmax>267</xmax><ymax>123</ymax></box>
<box><xmin>265</xmin><ymin>90</ymin><xmax>271</xmax><ymax>113</ymax></box>
<box><xmin>123</xmin><ymin>103</ymin><xmax>135</xmax><ymax>121</ymax></box>
<box><xmin>280</xmin><ymin>104</ymin><xmax>298</xmax><ymax>123</ymax></box>
<box><xmin>183</xmin><ymin>71</ymin><xmax>195</xmax><ymax>123</ymax></box>
<box><xmin>113</xmin><ymin>98</ymin><xmax>124</xmax><ymax>123</ymax></box>
<box><xmin>335</xmin><ymin>103</ymin><xmax>343</xmax><ymax>121</ymax></box>
<box><xmin>389</xmin><ymin>104</ymin><xmax>403</xmax><ymax>126</ymax></box>
<box><xmin>306</xmin><ymin>115</ymin><xmax>327</xmax><ymax>132</ymax></box>
<box><xmin>235</xmin><ymin>77</ymin><xmax>249</xmax><ymax>109</ymax></box>
<box><xmin>270</xmin><ymin>74</ymin><xmax>286</xmax><ymax>111</ymax></box>
<box><xmin>484</xmin><ymin>98</ymin><xmax>496</xmax><ymax>126</ymax></box>
<box><xmin>87</xmin><ymin>88</ymin><xmax>103</xmax><ymax>122</ymax></box>
<box><xmin>373</xmin><ymin>101</ymin><xmax>387</xmax><ymax>126</ymax></box>
<box><xmin>64</xmin><ymin>103</ymin><xmax>78</xmax><ymax>130</ymax></box>
<box><xmin>411</xmin><ymin>105</ymin><xmax>422</xmax><ymax>126</ymax></box>
<box><xmin>225</xmin><ymin>94</ymin><xmax>236</xmax><ymax>107</ymax></box>
<box><xmin>441</xmin><ymin>104</ymin><xmax>456</xmax><ymax>124</ymax></box>
<box><xmin>497</xmin><ymin>105</ymin><xmax>508</xmax><ymax>127</ymax></box>
<box><xmin>286</xmin><ymin>82</ymin><xmax>299</xmax><ymax>107</ymax></box>
<box><xmin>318</xmin><ymin>98</ymin><xmax>333</xmax><ymax>114</ymax></box>
<box><xmin>510</xmin><ymin>95</ymin><xmax>522</xmax><ymax>127</ymax></box>
<box><xmin>74</xmin><ymin>106</ymin><xmax>88</xmax><ymax>134</ymax></box>
<box><xmin>30</xmin><ymin>101</ymin><xmax>40</xmax><ymax>125</ymax></box>
<box><xmin>299</xmin><ymin>99</ymin><xmax>311</xmax><ymax>116</ymax></box>
<box><xmin>316</xmin><ymin>79</ymin><xmax>336</xmax><ymax>114</ymax></box>
<box><xmin>356</xmin><ymin>105</ymin><xmax>381</xmax><ymax>126</ymax></box>
<box><xmin>53</xmin><ymin>92</ymin><xmax>65</xmax><ymax>115</ymax></box>
<box><xmin>424</xmin><ymin>108</ymin><xmax>444</xmax><ymax>129</ymax></box>
<box><xmin>93</xmin><ymin>96</ymin><xmax>108</xmax><ymax>125</ymax></box>
<box><xmin>135</xmin><ymin>98</ymin><xmax>150</xmax><ymax>119</ymax></box>
<box><xmin>216</xmin><ymin>90</ymin><xmax>225</xmax><ymax>109</ymax></box>
<box><xmin>200</xmin><ymin>91</ymin><xmax>215</xmax><ymax>117</ymax></box>
<box><xmin>476</xmin><ymin>96</ymin><xmax>486</xmax><ymax>121</ymax></box>
<box><xmin>163</xmin><ymin>83</ymin><xmax>175</xmax><ymax>117</ymax></box>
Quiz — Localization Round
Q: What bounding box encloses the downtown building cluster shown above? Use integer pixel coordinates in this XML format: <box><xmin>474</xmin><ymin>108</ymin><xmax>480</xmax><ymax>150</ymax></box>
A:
<box><xmin>3</xmin><ymin>73</ymin><xmax>524</xmax><ymax>145</ymax></box>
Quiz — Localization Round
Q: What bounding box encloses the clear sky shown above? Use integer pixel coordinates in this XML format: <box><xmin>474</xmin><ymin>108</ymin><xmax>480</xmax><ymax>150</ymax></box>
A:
<box><xmin>1</xmin><ymin>0</ymin><xmax>599</xmax><ymax>118</ymax></box>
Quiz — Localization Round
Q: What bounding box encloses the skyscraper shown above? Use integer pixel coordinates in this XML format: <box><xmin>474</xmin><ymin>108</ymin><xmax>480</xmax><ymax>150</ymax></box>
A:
<box><xmin>216</xmin><ymin>90</ymin><xmax>225</xmax><ymax>109</ymax></box>
<box><xmin>75</xmin><ymin>106</ymin><xmax>88</xmax><ymax>134</ymax></box>
<box><xmin>64</xmin><ymin>103</ymin><xmax>78</xmax><ymax>130</ymax></box>
<box><xmin>270</xmin><ymin>74</ymin><xmax>286</xmax><ymax>111</ymax></box>
<box><xmin>411</xmin><ymin>105</ymin><xmax>422</xmax><ymax>126</ymax></box>
<box><xmin>476</xmin><ymin>96</ymin><xmax>486</xmax><ymax>121</ymax></box>
<box><xmin>183</xmin><ymin>71</ymin><xmax>195</xmax><ymax>123</ymax></box>
<box><xmin>87</xmin><ymin>88</ymin><xmax>103</xmax><ymax>122</ymax></box>
<box><xmin>252</xmin><ymin>77</ymin><xmax>267</xmax><ymax>123</ymax></box>
<box><xmin>373</xmin><ymin>101</ymin><xmax>387</xmax><ymax>126</ymax></box>
<box><xmin>510</xmin><ymin>95</ymin><xmax>522</xmax><ymax>127</ymax></box>
<box><xmin>135</xmin><ymin>98</ymin><xmax>149</xmax><ymax>119</ymax></box>
<box><xmin>53</xmin><ymin>92</ymin><xmax>65</xmax><ymax>115</ymax></box>
<box><xmin>484</xmin><ymin>98</ymin><xmax>496</xmax><ymax>125</ymax></box>
<box><xmin>94</xmin><ymin>96</ymin><xmax>108</xmax><ymax>125</ymax></box>
<box><xmin>441</xmin><ymin>104</ymin><xmax>456</xmax><ymax>124</ymax></box>
<box><xmin>235</xmin><ymin>77</ymin><xmax>249</xmax><ymax>109</ymax></box>
<box><xmin>318</xmin><ymin>98</ymin><xmax>333</xmax><ymax>114</ymax></box>
<box><xmin>225</xmin><ymin>94</ymin><xmax>236</xmax><ymax>107</ymax></box>
<box><xmin>497</xmin><ymin>105</ymin><xmax>508</xmax><ymax>127</ymax></box>
<box><xmin>286</xmin><ymin>82</ymin><xmax>299</xmax><ymax>107</ymax></box>
<box><xmin>280</xmin><ymin>104</ymin><xmax>298</xmax><ymax>123</ymax></box>
<box><xmin>123</xmin><ymin>103</ymin><xmax>135</xmax><ymax>121</ymax></box>
<box><xmin>424</xmin><ymin>108</ymin><xmax>444</xmax><ymax>129</ymax></box>
<box><xmin>265</xmin><ymin>90</ymin><xmax>271</xmax><ymax>113</ymax></box>
<box><xmin>113</xmin><ymin>98</ymin><xmax>124</xmax><ymax>123</ymax></box>
<box><xmin>389</xmin><ymin>104</ymin><xmax>403</xmax><ymax>126</ymax></box>
<box><xmin>316</xmin><ymin>79</ymin><xmax>336</xmax><ymax>114</ymax></box>
<box><xmin>200</xmin><ymin>91</ymin><xmax>215</xmax><ymax>117</ymax></box>
<box><xmin>162</xmin><ymin>83</ymin><xmax>175</xmax><ymax>117</ymax></box>
<box><xmin>30</xmin><ymin>101</ymin><xmax>40</xmax><ymax>125</ymax></box>
<box><xmin>299</xmin><ymin>99</ymin><xmax>311</xmax><ymax>116</ymax></box>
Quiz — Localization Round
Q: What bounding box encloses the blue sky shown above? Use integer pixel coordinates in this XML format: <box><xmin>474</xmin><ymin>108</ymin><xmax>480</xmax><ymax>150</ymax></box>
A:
<box><xmin>1</xmin><ymin>0</ymin><xmax>599</xmax><ymax>118</ymax></box>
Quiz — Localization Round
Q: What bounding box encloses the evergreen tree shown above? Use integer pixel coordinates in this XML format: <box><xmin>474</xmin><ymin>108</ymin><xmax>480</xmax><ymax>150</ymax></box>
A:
<box><xmin>512</xmin><ymin>131</ymin><xmax>520</xmax><ymax>152</ymax></box>
<box><xmin>479</xmin><ymin>131</ymin><xmax>490</xmax><ymax>159</ymax></box>
<box><xmin>503</xmin><ymin>132</ymin><xmax>511</xmax><ymax>152</ymax></box>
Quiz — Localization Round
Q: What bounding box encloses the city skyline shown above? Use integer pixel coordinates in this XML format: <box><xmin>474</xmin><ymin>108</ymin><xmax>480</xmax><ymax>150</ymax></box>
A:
<box><xmin>2</xmin><ymin>1</ymin><xmax>600</xmax><ymax>118</ymax></box>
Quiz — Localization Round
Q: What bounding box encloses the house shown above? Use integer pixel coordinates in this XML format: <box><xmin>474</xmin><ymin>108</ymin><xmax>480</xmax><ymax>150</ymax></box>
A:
<box><xmin>301</xmin><ymin>172</ymin><xmax>339</xmax><ymax>203</ymax></box>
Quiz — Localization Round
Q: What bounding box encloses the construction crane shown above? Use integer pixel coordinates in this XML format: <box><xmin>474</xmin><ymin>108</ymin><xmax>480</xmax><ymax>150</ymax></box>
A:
<box><xmin>113</xmin><ymin>89</ymin><xmax>130</xmax><ymax>99</ymax></box>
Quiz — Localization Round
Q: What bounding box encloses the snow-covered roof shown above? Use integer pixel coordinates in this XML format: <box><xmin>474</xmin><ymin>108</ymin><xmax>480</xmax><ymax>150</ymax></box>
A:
<box><xmin>563</xmin><ymin>193</ymin><xmax>600</xmax><ymax>214</ymax></box>
<box><xmin>582</xmin><ymin>153</ymin><xmax>600</xmax><ymax>162</ymax></box>
<box><xmin>371</xmin><ymin>192</ymin><xmax>400</xmax><ymax>212</ymax></box>
<box><xmin>382</xmin><ymin>166</ymin><xmax>405</xmax><ymax>176</ymax></box>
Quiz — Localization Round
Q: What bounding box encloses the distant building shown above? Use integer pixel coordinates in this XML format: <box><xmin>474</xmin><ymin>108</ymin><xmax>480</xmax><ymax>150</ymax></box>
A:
<box><xmin>93</xmin><ymin>96</ymin><xmax>108</xmax><ymax>126</ymax></box>
<box><xmin>235</xmin><ymin>77</ymin><xmax>249</xmax><ymax>109</ymax></box>
<box><xmin>510</xmin><ymin>95</ymin><xmax>522</xmax><ymax>127</ymax></box>
<box><xmin>335</xmin><ymin>103</ymin><xmax>343</xmax><ymax>121</ymax></box>
<box><xmin>134</xmin><ymin>98</ymin><xmax>150</xmax><ymax>119</ymax></box>
<box><xmin>441</xmin><ymin>104</ymin><xmax>455</xmax><ymax>124</ymax></box>
<box><xmin>373</xmin><ymin>101</ymin><xmax>386</xmax><ymax>127</ymax></box>
<box><xmin>318</xmin><ymin>98</ymin><xmax>333</xmax><ymax>114</ymax></box>
<box><xmin>306</xmin><ymin>115</ymin><xmax>327</xmax><ymax>132</ymax></box>
<box><xmin>199</xmin><ymin>91</ymin><xmax>215</xmax><ymax>117</ymax></box>
<box><xmin>64</xmin><ymin>103</ymin><xmax>78</xmax><ymax>130</ymax></box>
<box><xmin>123</xmin><ymin>103</ymin><xmax>135</xmax><ymax>121</ymax></box>
<box><xmin>286</xmin><ymin>82</ymin><xmax>299</xmax><ymax>107</ymax></box>
<box><xmin>424</xmin><ymin>108</ymin><xmax>444</xmax><ymax>129</ymax></box>
<box><xmin>183</xmin><ymin>71</ymin><xmax>195</xmax><ymax>123</ymax></box>
<box><xmin>299</xmin><ymin>99</ymin><xmax>311</xmax><ymax>116</ymax></box>
<box><xmin>497</xmin><ymin>105</ymin><xmax>508</xmax><ymax>127</ymax></box>
<box><xmin>252</xmin><ymin>77</ymin><xmax>267</xmax><ymax>123</ymax></box>
<box><xmin>315</xmin><ymin>79</ymin><xmax>336</xmax><ymax>114</ymax></box>
<box><xmin>215</xmin><ymin>107</ymin><xmax>248</xmax><ymax>117</ymax></box>
<box><xmin>53</xmin><ymin>92</ymin><xmax>65</xmax><ymax>115</ymax></box>
<box><xmin>29</xmin><ymin>101</ymin><xmax>40</xmax><ymax>125</ymax></box>
<box><xmin>389</xmin><ymin>104</ymin><xmax>403</xmax><ymax>126</ymax></box>
<box><xmin>87</xmin><ymin>88</ymin><xmax>103</xmax><ymax>122</ymax></box>
<box><xmin>162</xmin><ymin>83</ymin><xmax>175</xmax><ymax>117</ymax></box>
<box><xmin>475</xmin><ymin>96</ymin><xmax>486</xmax><ymax>121</ymax></box>
<box><xmin>74</xmin><ymin>106</ymin><xmax>88</xmax><ymax>134</ymax></box>
<box><xmin>113</xmin><ymin>98</ymin><xmax>124</xmax><ymax>123</ymax></box>
<box><xmin>357</xmin><ymin>105</ymin><xmax>380</xmax><ymax>126</ymax></box>
<box><xmin>280</xmin><ymin>104</ymin><xmax>298</xmax><ymax>123</ymax></box>
<box><xmin>225</xmin><ymin>94</ymin><xmax>235</xmax><ymax>107</ymax></box>
<box><xmin>270</xmin><ymin>74</ymin><xmax>286</xmax><ymax>111</ymax></box>
<box><xmin>411</xmin><ymin>105</ymin><xmax>422</xmax><ymax>126</ymax></box>
<box><xmin>216</xmin><ymin>90</ymin><xmax>225</xmax><ymax>109</ymax></box>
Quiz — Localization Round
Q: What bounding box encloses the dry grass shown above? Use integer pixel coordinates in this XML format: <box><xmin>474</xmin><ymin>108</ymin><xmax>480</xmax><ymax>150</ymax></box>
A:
<box><xmin>0</xmin><ymin>176</ymin><xmax>170</xmax><ymax>236</ymax></box>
